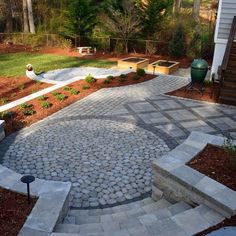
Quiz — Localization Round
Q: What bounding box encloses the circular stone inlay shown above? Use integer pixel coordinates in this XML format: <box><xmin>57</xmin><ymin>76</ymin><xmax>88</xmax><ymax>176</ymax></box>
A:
<box><xmin>2</xmin><ymin>119</ymin><xmax>169</xmax><ymax>207</ymax></box>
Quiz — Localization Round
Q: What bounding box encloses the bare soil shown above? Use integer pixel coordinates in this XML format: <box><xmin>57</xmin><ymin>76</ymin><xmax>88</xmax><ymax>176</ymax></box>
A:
<box><xmin>0</xmin><ymin>76</ymin><xmax>50</xmax><ymax>105</ymax></box>
<box><xmin>0</xmin><ymin>187</ymin><xmax>37</xmax><ymax>236</ymax></box>
<box><xmin>2</xmin><ymin>73</ymin><xmax>155</xmax><ymax>135</ymax></box>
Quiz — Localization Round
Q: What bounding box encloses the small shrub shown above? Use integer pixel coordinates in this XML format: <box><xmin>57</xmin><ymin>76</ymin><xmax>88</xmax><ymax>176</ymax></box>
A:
<box><xmin>136</xmin><ymin>68</ymin><xmax>145</xmax><ymax>77</ymax></box>
<box><xmin>82</xmin><ymin>85</ymin><xmax>90</xmax><ymax>90</ymax></box>
<box><xmin>36</xmin><ymin>81</ymin><xmax>43</xmax><ymax>85</ymax></box>
<box><xmin>119</xmin><ymin>74</ymin><xmax>127</xmax><ymax>79</ymax></box>
<box><xmin>11</xmin><ymin>93</ymin><xmax>16</xmax><ymax>98</ymax></box>
<box><xmin>168</xmin><ymin>25</ymin><xmax>185</xmax><ymax>58</ymax></box>
<box><xmin>107</xmin><ymin>75</ymin><xmax>114</xmax><ymax>80</ymax></box>
<box><xmin>41</xmin><ymin>101</ymin><xmax>52</xmax><ymax>109</ymax></box>
<box><xmin>38</xmin><ymin>95</ymin><xmax>47</xmax><ymax>101</ymax></box>
<box><xmin>70</xmin><ymin>89</ymin><xmax>80</xmax><ymax>95</ymax></box>
<box><xmin>0</xmin><ymin>97</ymin><xmax>8</xmax><ymax>105</ymax></box>
<box><xmin>18</xmin><ymin>83</ymin><xmax>25</xmax><ymax>90</ymax></box>
<box><xmin>22</xmin><ymin>108</ymin><xmax>35</xmax><ymax>116</ymax></box>
<box><xmin>132</xmin><ymin>74</ymin><xmax>141</xmax><ymax>81</ymax></box>
<box><xmin>85</xmin><ymin>74</ymin><xmax>96</xmax><ymax>83</ymax></box>
<box><xmin>20</xmin><ymin>103</ymin><xmax>31</xmax><ymax>109</ymax></box>
<box><xmin>203</xmin><ymin>80</ymin><xmax>213</xmax><ymax>86</ymax></box>
<box><xmin>63</xmin><ymin>86</ymin><xmax>72</xmax><ymax>91</ymax></box>
<box><xmin>52</xmin><ymin>92</ymin><xmax>60</xmax><ymax>96</ymax></box>
<box><xmin>222</xmin><ymin>139</ymin><xmax>236</xmax><ymax>169</ymax></box>
<box><xmin>31</xmin><ymin>89</ymin><xmax>36</xmax><ymax>94</ymax></box>
<box><xmin>55</xmin><ymin>93</ymin><xmax>66</xmax><ymax>101</ymax></box>
<box><xmin>0</xmin><ymin>111</ymin><xmax>13</xmax><ymax>120</ymax></box>
<box><xmin>103</xmin><ymin>79</ymin><xmax>110</xmax><ymax>84</ymax></box>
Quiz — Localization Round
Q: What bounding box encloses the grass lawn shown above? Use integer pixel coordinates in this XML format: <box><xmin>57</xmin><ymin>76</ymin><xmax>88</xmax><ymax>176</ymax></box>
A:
<box><xmin>0</xmin><ymin>52</ymin><xmax>116</xmax><ymax>77</ymax></box>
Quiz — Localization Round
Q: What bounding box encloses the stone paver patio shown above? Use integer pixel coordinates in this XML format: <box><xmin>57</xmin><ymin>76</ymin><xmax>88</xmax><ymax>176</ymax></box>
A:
<box><xmin>0</xmin><ymin>74</ymin><xmax>236</xmax><ymax>208</ymax></box>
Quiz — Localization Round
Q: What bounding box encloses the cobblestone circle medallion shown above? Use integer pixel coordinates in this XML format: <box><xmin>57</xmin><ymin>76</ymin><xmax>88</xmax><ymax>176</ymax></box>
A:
<box><xmin>2</xmin><ymin>119</ymin><xmax>169</xmax><ymax>207</ymax></box>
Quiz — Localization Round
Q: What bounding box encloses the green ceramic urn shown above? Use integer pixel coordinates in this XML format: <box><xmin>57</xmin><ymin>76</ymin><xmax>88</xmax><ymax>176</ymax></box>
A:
<box><xmin>191</xmin><ymin>59</ymin><xmax>208</xmax><ymax>83</ymax></box>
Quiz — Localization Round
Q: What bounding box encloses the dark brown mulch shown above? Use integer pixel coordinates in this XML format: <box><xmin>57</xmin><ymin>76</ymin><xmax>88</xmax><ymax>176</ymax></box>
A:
<box><xmin>187</xmin><ymin>144</ymin><xmax>236</xmax><ymax>191</ymax></box>
<box><xmin>188</xmin><ymin>144</ymin><xmax>236</xmax><ymax>235</ymax></box>
<box><xmin>0</xmin><ymin>187</ymin><xmax>37</xmax><ymax>236</ymax></box>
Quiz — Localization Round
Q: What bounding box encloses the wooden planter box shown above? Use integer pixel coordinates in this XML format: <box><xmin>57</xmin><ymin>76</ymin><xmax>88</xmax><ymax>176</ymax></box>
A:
<box><xmin>118</xmin><ymin>57</ymin><xmax>149</xmax><ymax>70</ymax></box>
<box><xmin>147</xmin><ymin>60</ymin><xmax>180</xmax><ymax>74</ymax></box>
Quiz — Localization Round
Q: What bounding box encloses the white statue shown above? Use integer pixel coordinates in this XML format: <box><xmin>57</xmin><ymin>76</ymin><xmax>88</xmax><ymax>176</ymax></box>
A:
<box><xmin>26</xmin><ymin>64</ymin><xmax>42</xmax><ymax>80</ymax></box>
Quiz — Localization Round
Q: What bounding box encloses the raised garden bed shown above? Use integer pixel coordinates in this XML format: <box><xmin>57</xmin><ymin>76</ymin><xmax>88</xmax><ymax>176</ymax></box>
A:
<box><xmin>147</xmin><ymin>60</ymin><xmax>180</xmax><ymax>74</ymax></box>
<box><xmin>118</xmin><ymin>57</ymin><xmax>149</xmax><ymax>69</ymax></box>
<box><xmin>187</xmin><ymin>143</ymin><xmax>236</xmax><ymax>192</ymax></box>
<box><xmin>1</xmin><ymin>72</ymin><xmax>155</xmax><ymax>135</ymax></box>
<box><xmin>0</xmin><ymin>76</ymin><xmax>51</xmax><ymax>105</ymax></box>
<box><xmin>0</xmin><ymin>187</ymin><xmax>37</xmax><ymax>236</ymax></box>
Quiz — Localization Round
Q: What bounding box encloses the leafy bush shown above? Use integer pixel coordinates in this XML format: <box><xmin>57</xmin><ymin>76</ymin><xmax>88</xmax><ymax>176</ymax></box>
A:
<box><xmin>52</xmin><ymin>92</ymin><xmax>60</xmax><ymax>96</ymax></box>
<box><xmin>222</xmin><ymin>139</ymin><xmax>236</xmax><ymax>169</ymax></box>
<box><xmin>22</xmin><ymin>109</ymin><xmax>35</xmax><ymax>116</ymax></box>
<box><xmin>70</xmin><ymin>89</ymin><xmax>80</xmax><ymax>95</ymax></box>
<box><xmin>203</xmin><ymin>80</ymin><xmax>213</xmax><ymax>86</ymax></box>
<box><xmin>119</xmin><ymin>77</ymin><xmax>126</xmax><ymax>82</ymax></box>
<box><xmin>55</xmin><ymin>94</ymin><xmax>67</xmax><ymax>101</ymax></box>
<box><xmin>103</xmin><ymin>79</ymin><xmax>110</xmax><ymax>84</ymax></box>
<box><xmin>82</xmin><ymin>85</ymin><xmax>90</xmax><ymax>90</ymax></box>
<box><xmin>187</xmin><ymin>32</ymin><xmax>202</xmax><ymax>59</ymax></box>
<box><xmin>0</xmin><ymin>111</ymin><xmax>13</xmax><ymax>120</ymax></box>
<box><xmin>0</xmin><ymin>97</ymin><xmax>8</xmax><ymax>105</ymax></box>
<box><xmin>20</xmin><ymin>103</ymin><xmax>31</xmax><ymax>109</ymax></box>
<box><xmin>41</xmin><ymin>101</ymin><xmax>52</xmax><ymax>109</ymax></box>
<box><xmin>63</xmin><ymin>86</ymin><xmax>72</xmax><ymax>91</ymax></box>
<box><xmin>85</xmin><ymin>74</ymin><xmax>96</xmax><ymax>83</ymax></box>
<box><xmin>119</xmin><ymin>74</ymin><xmax>127</xmax><ymax>79</ymax></box>
<box><xmin>136</xmin><ymin>68</ymin><xmax>145</xmax><ymax>77</ymax></box>
<box><xmin>168</xmin><ymin>25</ymin><xmax>185</xmax><ymax>58</ymax></box>
<box><xmin>38</xmin><ymin>95</ymin><xmax>47</xmax><ymax>101</ymax></box>
<box><xmin>11</xmin><ymin>93</ymin><xmax>16</xmax><ymax>98</ymax></box>
<box><xmin>132</xmin><ymin>74</ymin><xmax>141</xmax><ymax>81</ymax></box>
<box><xmin>107</xmin><ymin>75</ymin><xmax>114</xmax><ymax>80</ymax></box>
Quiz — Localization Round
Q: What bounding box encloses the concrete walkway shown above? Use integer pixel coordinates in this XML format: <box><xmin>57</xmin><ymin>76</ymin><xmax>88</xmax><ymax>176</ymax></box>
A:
<box><xmin>1</xmin><ymin>74</ymin><xmax>236</xmax><ymax>208</ymax></box>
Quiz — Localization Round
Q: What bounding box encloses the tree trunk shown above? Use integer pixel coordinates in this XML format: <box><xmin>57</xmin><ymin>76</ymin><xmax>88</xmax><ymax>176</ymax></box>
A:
<box><xmin>173</xmin><ymin>0</ymin><xmax>181</xmax><ymax>14</ymax></box>
<box><xmin>193</xmin><ymin>0</ymin><xmax>201</xmax><ymax>21</ymax></box>
<box><xmin>27</xmin><ymin>0</ymin><xmax>35</xmax><ymax>33</ymax></box>
<box><xmin>23</xmin><ymin>0</ymin><xmax>29</xmax><ymax>33</ymax></box>
<box><xmin>4</xmin><ymin>0</ymin><xmax>13</xmax><ymax>33</ymax></box>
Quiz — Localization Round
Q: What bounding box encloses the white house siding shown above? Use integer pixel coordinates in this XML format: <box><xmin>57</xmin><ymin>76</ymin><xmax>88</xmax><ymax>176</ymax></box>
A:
<box><xmin>212</xmin><ymin>0</ymin><xmax>236</xmax><ymax>77</ymax></box>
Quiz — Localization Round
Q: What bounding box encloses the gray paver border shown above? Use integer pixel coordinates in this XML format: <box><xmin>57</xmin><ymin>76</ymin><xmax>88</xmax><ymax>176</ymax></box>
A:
<box><xmin>152</xmin><ymin>131</ymin><xmax>236</xmax><ymax>217</ymax></box>
<box><xmin>0</xmin><ymin>120</ymin><xmax>5</xmax><ymax>142</ymax></box>
<box><xmin>0</xmin><ymin>165</ymin><xmax>71</xmax><ymax>236</ymax></box>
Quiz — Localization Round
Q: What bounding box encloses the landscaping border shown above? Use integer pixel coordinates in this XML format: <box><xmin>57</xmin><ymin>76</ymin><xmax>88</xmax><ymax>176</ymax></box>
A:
<box><xmin>0</xmin><ymin>120</ymin><xmax>5</xmax><ymax>141</ymax></box>
<box><xmin>0</xmin><ymin>165</ymin><xmax>71</xmax><ymax>236</ymax></box>
<box><xmin>152</xmin><ymin>131</ymin><xmax>236</xmax><ymax>218</ymax></box>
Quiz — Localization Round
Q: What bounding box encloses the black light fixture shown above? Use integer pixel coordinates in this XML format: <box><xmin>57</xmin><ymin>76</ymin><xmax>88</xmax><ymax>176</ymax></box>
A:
<box><xmin>153</xmin><ymin>65</ymin><xmax>156</xmax><ymax>75</ymax></box>
<box><xmin>21</xmin><ymin>175</ymin><xmax>35</xmax><ymax>204</ymax></box>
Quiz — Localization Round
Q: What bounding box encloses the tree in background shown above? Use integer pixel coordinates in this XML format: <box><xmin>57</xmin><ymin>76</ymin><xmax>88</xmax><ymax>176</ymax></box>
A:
<box><xmin>99</xmin><ymin>0</ymin><xmax>142</xmax><ymax>53</ymax></box>
<box><xmin>23</xmin><ymin>0</ymin><xmax>29</xmax><ymax>32</ymax></box>
<box><xmin>193</xmin><ymin>0</ymin><xmax>201</xmax><ymax>21</ymax></box>
<box><xmin>172</xmin><ymin>0</ymin><xmax>181</xmax><ymax>14</ymax></box>
<box><xmin>64</xmin><ymin>0</ymin><xmax>96</xmax><ymax>36</ymax></box>
<box><xmin>22</xmin><ymin>0</ymin><xmax>35</xmax><ymax>33</ymax></box>
<box><xmin>4</xmin><ymin>0</ymin><xmax>13</xmax><ymax>32</ymax></box>
<box><xmin>168</xmin><ymin>24</ymin><xmax>185</xmax><ymax>58</ymax></box>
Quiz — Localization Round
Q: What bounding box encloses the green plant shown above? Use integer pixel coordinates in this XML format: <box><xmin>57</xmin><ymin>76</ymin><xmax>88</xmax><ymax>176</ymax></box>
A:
<box><xmin>0</xmin><ymin>111</ymin><xmax>13</xmax><ymax>120</ymax></box>
<box><xmin>20</xmin><ymin>103</ymin><xmax>31</xmax><ymax>109</ymax></box>
<box><xmin>119</xmin><ymin>77</ymin><xmax>126</xmax><ymax>82</ymax></box>
<box><xmin>55</xmin><ymin>94</ymin><xmax>67</xmax><ymax>101</ymax></box>
<box><xmin>0</xmin><ymin>97</ymin><xmax>8</xmax><ymax>105</ymax></box>
<box><xmin>36</xmin><ymin>81</ymin><xmax>43</xmax><ymax>85</ymax></box>
<box><xmin>119</xmin><ymin>74</ymin><xmax>127</xmax><ymax>79</ymax></box>
<box><xmin>70</xmin><ymin>89</ymin><xmax>80</xmax><ymax>95</ymax></box>
<box><xmin>203</xmin><ymin>80</ymin><xmax>213</xmax><ymax>87</ymax></box>
<box><xmin>41</xmin><ymin>101</ymin><xmax>52</xmax><ymax>109</ymax></box>
<box><xmin>103</xmin><ymin>79</ymin><xmax>110</xmax><ymax>84</ymax></box>
<box><xmin>31</xmin><ymin>89</ymin><xmax>36</xmax><ymax>94</ymax></box>
<box><xmin>63</xmin><ymin>86</ymin><xmax>72</xmax><ymax>91</ymax></box>
<box><xmin>85</xmin><ymin>74</ymin><xmax>96</xmax><ymax>83</ymax></box>
<box><xmin>168</xmin><ymin>25</ymin><xmax>185</xmax><ymax>58</ymax></box>
<box><xmin>187</xmin><ymin>32</ymin><xmax>202</xmax><ymax>59</ymax></box>
<box><xmin>222</xmin><ymin>138</ymin><xmax>236</xmax><ymax>169</ymax></box>
<box><xmin>107</xmin><ymin>75</ymin><xmax>114</xmax><ymax>80</ymax></box>
<box><xmin>22</xmin><ymin>108</ymin><xmax>35</xmax><ymax>116</ymax></box>
<box><xmin>132</xmin><ymin>74</ymin><xmax>141</xmax><ymax>81</ymax></box>
<box><xmin>18</xmin><ymin>83</ymin><xmax>25</xmax><ymax>90</ymax></box>
<box><xmin>82</xmin><ymin>85</ymin><xmax>90</xmax><ymax>90</ymax></box>
<box><xmin>38</xmin><ymin>95</ymin><xmax>47</xmax><ymax>101</ymax></box>
<box><xmin>52</xmin><ymin>92</ymin><xmax>60</xmax><ymax>96</ymax></box>
<box><xmin>136</xmin><ymin>68</ymin><xmax>145</xmax><ymax>77</ymax></box>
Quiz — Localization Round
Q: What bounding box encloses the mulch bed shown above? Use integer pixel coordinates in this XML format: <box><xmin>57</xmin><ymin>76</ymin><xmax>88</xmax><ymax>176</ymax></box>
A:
<box><xmin>2</xmin><ymin>73</ymin><xmax>155</xmax><ymax>135</ymax></box>
<box><xmin>187</xmin><ymin>144</ymin><xmax>236</xmax><ymax>235</ymax></box>
<box><xmin>166</xmin><ymin>83</ymin><xmax>220</xmax><ymax>104</ymax></box>
<box><xmin>0</xmin><ymin>187</ymin><xmax>37</xmax><ymax>236</ymax></box>
<box><xmin>0</xmin><ymin>76</ymin><xmax>50</xmax><ymax>105</ymax></box>
<box><xmin>187</xmin><ymin>144</ymin><xmax>236</xmax><ymax>191</ymax></box>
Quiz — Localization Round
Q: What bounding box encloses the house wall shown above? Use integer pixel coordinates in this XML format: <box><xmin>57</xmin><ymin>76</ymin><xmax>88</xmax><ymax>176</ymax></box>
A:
<box><xmin>211</xmin><ymin>0</ymin><xmax>236</xmax><ymax>78</ymax></box>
